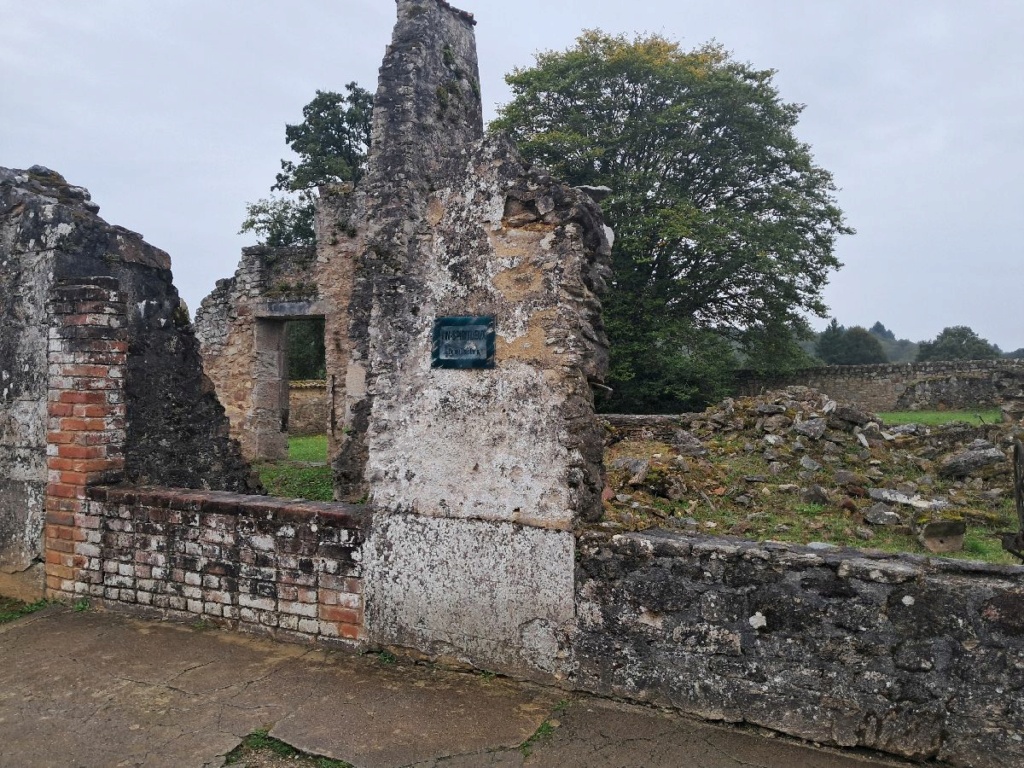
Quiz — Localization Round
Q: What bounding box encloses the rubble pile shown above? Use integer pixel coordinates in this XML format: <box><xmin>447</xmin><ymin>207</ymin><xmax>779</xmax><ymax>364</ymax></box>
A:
<box><xmin>602</xmin><ymin>386</ymin><xmax>1020</xmax><ymax>561</ymax></box>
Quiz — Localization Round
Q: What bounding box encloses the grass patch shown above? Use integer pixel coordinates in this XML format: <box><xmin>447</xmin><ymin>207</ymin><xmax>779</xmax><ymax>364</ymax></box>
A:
<box><xmin>878</xmin><ymin>409</ymin><xmax>1003</xmax><ymax>426</ymax></box>
<box><xmin>257</xmin><ymin>434</ymin><xmax>332</xmax><ymax>502</ymax></box>
<box><xmin>0</xmin><ymin>597</ymin><xmax>49</xmax><ymax>624</ymax></box>
<box><xmin>289</xmin><ymin>434</ymin><xmax>328</xmax><ymax>462</ymax></box>
<box><xmin>519</xmin><ymin>700</ymin><xmax>571</xmax><ymax>757</ymax></box>
<box><xmin>257</xmin><ymin>462</ymin><xmax>333</xmax><ymax>501</ymax></box>
<box><xmin>520</xmin><ymin>720</ymin><xmax>557</xmax><ymax>757</ymax></box>
<box><xmin>224</xmin><ymin>728</ymin><xmax>352</xmax><ymax>767</ymax></box>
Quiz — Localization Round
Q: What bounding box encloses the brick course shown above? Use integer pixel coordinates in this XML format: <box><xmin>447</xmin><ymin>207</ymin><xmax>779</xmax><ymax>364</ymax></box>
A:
<box><xmin>82</xmin><ymin>486</ymin><xmax>368</xmax><ymax>645</ymax></box>
<box><xmin>44</xmin><ymin>277</ymin><xmax>126</xmax><ymax>600</ymax></box>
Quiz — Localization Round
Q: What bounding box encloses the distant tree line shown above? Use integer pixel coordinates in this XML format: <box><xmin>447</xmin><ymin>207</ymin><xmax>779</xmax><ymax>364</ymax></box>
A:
<box><xmin>813</xmin><ymin>321</ymin><xmax>1012</xmax><ymax>365</ymax></box>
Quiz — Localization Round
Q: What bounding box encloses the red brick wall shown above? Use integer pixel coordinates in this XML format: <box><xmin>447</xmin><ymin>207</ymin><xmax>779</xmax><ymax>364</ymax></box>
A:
<box><xmin>42</xmin><ymin>275</ymin><xmax>367</xmax><ymax>647</ymax></box>
<box><xmin>83</xmin><ymin>486</ymin><xmax>368</xmax><ymax>645</ymax></box>
<box><xmin>44</xmin><ymin>277</ymin><xmax>127</xmax><ymax>599</ymax></box>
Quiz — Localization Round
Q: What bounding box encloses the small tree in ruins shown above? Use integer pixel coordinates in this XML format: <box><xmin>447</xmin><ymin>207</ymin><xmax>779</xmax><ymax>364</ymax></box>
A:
<box><xmin>240</xmin><ymin>84</ymin><xmax>373</xmax><ymax>246</ymax></box>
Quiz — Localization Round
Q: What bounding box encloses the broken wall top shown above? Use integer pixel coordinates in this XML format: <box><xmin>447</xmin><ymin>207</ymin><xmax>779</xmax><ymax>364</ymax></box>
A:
<box><xmin>1</xmin><ymin>166</ymin><xmax>170</xmax><ymax>272</ymax></box>
<box><xmin>338</xmin><ymin>0</ymin><xmax>612</xmax><ymax>527</ymax></box>
<box><xmin>0</xmin><ymin>165</ymin><xmax>257</xmax><ymax>494</ymax></box>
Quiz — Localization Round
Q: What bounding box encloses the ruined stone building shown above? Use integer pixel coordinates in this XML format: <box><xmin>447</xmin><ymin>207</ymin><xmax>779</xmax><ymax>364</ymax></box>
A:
<box><xmin>2</xmin><ymin>2</ymin><xmax>1023</xmax><ymax>765</ymax></box>
<box><xmin>195</xmin><ymin>0</ymin><xmax>613</xmax><ymax>675</ymax></box>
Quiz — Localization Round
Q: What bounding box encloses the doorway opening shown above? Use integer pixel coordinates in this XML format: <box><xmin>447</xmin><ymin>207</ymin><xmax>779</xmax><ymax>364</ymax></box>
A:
<box><xmin>254</xmin><ymin>316</ymin><xmax>332</xmax><ymax>501</ymax></box>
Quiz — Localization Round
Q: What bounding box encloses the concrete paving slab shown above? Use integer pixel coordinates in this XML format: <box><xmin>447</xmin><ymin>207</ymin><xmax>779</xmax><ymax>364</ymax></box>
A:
<box><xmin>520</xmin><ymin>697</ymin><xmax>905</xmax><ymax>768</ymax></box>
<box><xmin>0</xmin><ymin>608</ymin><xmax>555</xmax><ymax>768</ymax></box>
<box><xmin>0</xmin><ymin>607</ymin><xmax>935</xmax><ymax>768</ymax></box>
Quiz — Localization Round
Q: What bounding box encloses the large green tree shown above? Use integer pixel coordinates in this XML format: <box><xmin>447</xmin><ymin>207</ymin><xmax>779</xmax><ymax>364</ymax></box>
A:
<box><xmin>815</xmin><ymin>319</ymin><xmax>846</xmax><ymax>364</ymax></box>
<box><xmin>241</xmin><ymin>84</ymin><xmax>373</xmax><ymax>246</ymax></box>
<box><xmin>916</xmin><ymin>326</ymin><xmax>1002</xmax><ymax>361</ymax></box>
<box><xmin>493</xmin><ymin>32</ymin><xmax>851</xmax><ymax>412</ymax></box>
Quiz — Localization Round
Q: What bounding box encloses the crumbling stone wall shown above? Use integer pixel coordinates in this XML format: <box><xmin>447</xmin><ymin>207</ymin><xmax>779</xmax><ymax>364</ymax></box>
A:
<box><xmin>288</xmin><ymin>381</ymin><xmax>329</xmax><ymax>437</ymax></box>
<box><xmin>737</xmin><ymin>360</ymin><xmax>1024</xmax><ymax>414</ymax></box>
<box><xmin>313</xmin><ymin>184</ymin><xmax>361</xmax><ymax>494</ymax></box>
<box><xmin>319</xmin><ymin>0</ymin><xmax>611</xmax><ymax>678</ymax></box>
<box><xmin>0</xmin><ymin>166</ymin><xmax>256</xmax><ymax>598</ymax></box>
<box><xmin>195</xmin><ymin>245</ymin><xmax>324</xmax><ymax>460</ymax></box>
<box><xmin>575</xmin><ymin>530</ymin><xmax>1024</xmax><ymax>768</ymax></box>
<box><xmin>0</xmin><ymin>173</ymin><xmax>54</xmax><ymax>599</ymax></box>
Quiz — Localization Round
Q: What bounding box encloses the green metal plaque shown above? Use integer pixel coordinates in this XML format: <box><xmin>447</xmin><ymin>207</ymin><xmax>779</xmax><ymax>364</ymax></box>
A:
<box><xmin>431</xmin><ymin>316</ymin><xmax>495</xmax><ymax>369</ymax></box>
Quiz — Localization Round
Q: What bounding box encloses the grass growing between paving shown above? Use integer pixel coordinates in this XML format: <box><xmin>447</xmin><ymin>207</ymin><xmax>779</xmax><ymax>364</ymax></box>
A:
<box><xmin>224</xmin><ymin>729</ymin><xmax>352</xmax><ymax>767</ymax></box>
<box><xmin>877</xmin><ymin>409</ymin><xmax>1003</xmax><ymax>427</ymax></box>
<box><xmin>519</xmin><ymin>699</ymin><xmax>571</xmax><ymax>757</ymax></box>
<box><xmin>0</xmin><ymin>597</ymin><xmax>49</xmax><ymax>624</ymax></box>
<box><xmin>256</xmin><ymin>435</ymin><xmax>332</xmax><ymax>502</ymax></box>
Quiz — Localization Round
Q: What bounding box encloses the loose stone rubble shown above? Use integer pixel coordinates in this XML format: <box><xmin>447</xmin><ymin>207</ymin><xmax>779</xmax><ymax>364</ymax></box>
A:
<box><xmin>603</xmin><ymin>386</ymin><xmax>1021</xmax><ymax>556</ymax></box>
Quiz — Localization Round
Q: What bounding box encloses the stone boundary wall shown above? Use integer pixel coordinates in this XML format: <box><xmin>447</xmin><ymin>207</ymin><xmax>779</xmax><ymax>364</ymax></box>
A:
<box><xmin>575</xmin><ymin>530</ymin><xmax>1024</xmax><ymax>768</ymax></box>
<box><xmin>736</xmin><ymin>360</ymin><xmax>1024</xmax><ymax>413</ymax></box>
<box><xmin>288</xmin><ymin>380</ymin><xmax>328</xmax><ymax>437</ymax></box>
<box><xmin>80</xmin><ymin>486</ymin><xmax>367</xmax><ymax>645</ymax></box>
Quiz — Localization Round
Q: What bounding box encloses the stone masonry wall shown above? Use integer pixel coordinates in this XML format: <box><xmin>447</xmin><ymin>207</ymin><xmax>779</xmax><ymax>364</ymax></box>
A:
<box><xmin>195</xmin><ymin>245</ymin><xmax>323</xmax><ymax>461</ymax></box>
<box><xmin>288</xmin><ymin>381</ymin><xmax>328</xmax><ymax>437</ymax></box>
<box><xmin>737</xmin><ymin>360</ymin><xmax>1024</xmax><ymax>414</ymax></box>
<box><xmin>575</xmin><ymin>530</ymin><xmax>1024</xmax><ymax>768</ymax></box>
<box><xmin>0</xmin><ymin>171</ymin><xmax>53</xmax><ymax>599</ymax></box>
<box><xmin>350</xmin><ymin>0</ymin><xmax>612</xmax><ymax>680</ymax></box>
<box><xmin>314</xmin><ymin>184</ymin><xmax>362</xmax><ymax>498</ymax></box>
<box><xmin>81</xmin><ymin>486</ymin><xmax>366</xmax><ymax>644</ymax></box>
<box><xmin>1</xmin><ymin>166</ymin><xmax>256</xmax><ymax>599</ymax></box>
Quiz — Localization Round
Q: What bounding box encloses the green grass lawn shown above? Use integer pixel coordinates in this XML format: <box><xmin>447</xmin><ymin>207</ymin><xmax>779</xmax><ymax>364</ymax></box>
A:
<box><xmin>257</xmin><ymin>435</ymin><xmax>332</xmax><ymax>501</ymax></box>
<box><xmin>878</xmin><ymin>409</ymin><xmax>1003</xmax><ymax>426</ymax></box>
<box><xmin>288</xmin><ymin>434</ymin><xmax>328</xmax><ymax>462</ymax></box>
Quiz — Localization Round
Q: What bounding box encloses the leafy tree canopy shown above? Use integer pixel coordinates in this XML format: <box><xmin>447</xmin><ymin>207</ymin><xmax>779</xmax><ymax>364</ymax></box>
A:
<box><xmin>815</xmin><ymin>319</ymin><xmax>846</xmax><ymax>364</ymax></box>
<box><xmin>286</xmin><ymin>319</ymin><xmax>326</xmax><ymax>380</ymax></box>
<box><xmin>837</xmin><ymin>327</ymin><xmax>888</xmax><ymax>365</ymax></box>
<box><xmin>869</xmin><ymin>321</ymin><xmax>896</xmax><ymax>342</ymax></box>
<box><xmin>815</xmin><ymin>320</ymin><xmax>887</xmax><ymax>365</ymax></box>
<box><xmin>916</xmin><ymin>326</ymin><xmax>1002</xmax><ymax>362</ymax></box>
<box><xmin>241</xmin><ymin>83</ymin><xmax>373</xmax><ymax>247</ymax></box>
<box><xmin>1004</xmin><ymin>348</ymin><xmax>1024</xmax><ymax>360</ymax></box>
<box><xmin>867</xmin><ymin>320</ymin><xmax>917</xmax><ymax>363</ymax></box>
<box><xmin>273</xmin><ymin>85</ymin><xmax>374</xmax><ymax>193</ymax></box>
<box><xmin>492</xmin><ymin>31</ymin><xmax>851</xmax><ymax>412</ymax></box>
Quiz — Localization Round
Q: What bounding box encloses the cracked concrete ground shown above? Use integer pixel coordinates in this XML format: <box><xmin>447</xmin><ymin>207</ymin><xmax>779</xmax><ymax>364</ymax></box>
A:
<box><xmin>0</xmin><ymin>607</ymin><xmax>927</xmax><ymax>768</ymax></box>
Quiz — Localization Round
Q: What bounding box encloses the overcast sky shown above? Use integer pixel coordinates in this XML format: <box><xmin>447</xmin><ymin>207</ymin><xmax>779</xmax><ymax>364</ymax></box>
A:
<box><xmin>3</xmin><ymin>1</ymin><xmax>1021</xmax><ymax>350</ymax></box>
